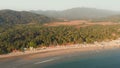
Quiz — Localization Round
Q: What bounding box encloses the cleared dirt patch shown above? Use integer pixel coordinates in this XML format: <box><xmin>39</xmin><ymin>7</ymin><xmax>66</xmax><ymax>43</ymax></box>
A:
<box><xmin>44</xmin><ymin>20</ymin><xmax>119</xmax><ymax>28</ymax></box>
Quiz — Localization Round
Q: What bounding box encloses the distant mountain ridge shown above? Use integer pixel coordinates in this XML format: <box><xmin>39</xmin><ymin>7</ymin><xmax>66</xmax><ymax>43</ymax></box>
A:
<box><xmin>0</xmin><ymin>9</ymin><xmax>54</xmax><ymax>25</ymax></box>
<box><xmin>31</xmin><ymin>7</ymin><xmax>119</xmax><ymax>20</ymax></box>
<box><xmin>0</xmin><ymin>8</ymin><xmax>119</xmax><ymax>25</ymax></box>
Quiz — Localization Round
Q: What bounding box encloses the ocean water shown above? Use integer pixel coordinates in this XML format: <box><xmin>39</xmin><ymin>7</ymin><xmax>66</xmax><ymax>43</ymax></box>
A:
<box><xmin>43</xmin><ymin>48</ymin><xmax>120</xmax><ymax>68</ymax></box>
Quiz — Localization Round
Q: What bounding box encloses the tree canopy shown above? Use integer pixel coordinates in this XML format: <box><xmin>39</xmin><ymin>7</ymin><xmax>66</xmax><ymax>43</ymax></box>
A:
<box><xmin>0</xmin><ymin>24</ymin><xmax>120</xmax><ymax>54</ymax></box>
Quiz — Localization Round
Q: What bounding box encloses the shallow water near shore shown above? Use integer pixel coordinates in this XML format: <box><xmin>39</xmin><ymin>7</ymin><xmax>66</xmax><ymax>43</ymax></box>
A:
<box><xmin>1</xmin><ymin>47</ymin><xmax>120</xmax><ymax>68</ymax></box>
<box><xmin>42</xmin><ymin>48</ymin><xmax>120</xmax><ymax>68</ymax></box>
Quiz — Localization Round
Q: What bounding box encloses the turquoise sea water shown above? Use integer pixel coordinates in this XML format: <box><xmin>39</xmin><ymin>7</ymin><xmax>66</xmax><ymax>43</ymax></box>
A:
<box><xmin>43</xmin><ymin>48</ymin><xmax>120</xmax><ymax>68</ymax></box>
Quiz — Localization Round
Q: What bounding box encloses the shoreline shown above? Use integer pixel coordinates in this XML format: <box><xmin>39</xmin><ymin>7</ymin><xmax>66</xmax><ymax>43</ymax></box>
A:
<box><xmin>0</xmin><ymin>38</ymin><xmax>120</xmax><ymax>59</ymax></box>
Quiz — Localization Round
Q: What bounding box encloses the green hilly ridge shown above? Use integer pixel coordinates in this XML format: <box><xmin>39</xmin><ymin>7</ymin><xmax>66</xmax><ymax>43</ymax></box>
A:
<box><xmin>0</xmin><ymin>10</ymin><xmax>54</xmax><ymax>25</ymax></box>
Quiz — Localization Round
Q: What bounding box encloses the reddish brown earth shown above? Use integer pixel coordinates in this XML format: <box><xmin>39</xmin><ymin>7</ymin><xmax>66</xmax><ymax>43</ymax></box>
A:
<box><xmin>44</xmin><ymin>20</ymin><xmax>119</xmax><ymax>28</ymax></box>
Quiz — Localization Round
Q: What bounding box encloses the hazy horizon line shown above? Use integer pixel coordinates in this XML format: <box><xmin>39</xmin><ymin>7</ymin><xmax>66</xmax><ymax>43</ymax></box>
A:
<box><xmin>0</xmin><ymin>7</ymin><xmax>119</xmax><ymax>12</ymax></box>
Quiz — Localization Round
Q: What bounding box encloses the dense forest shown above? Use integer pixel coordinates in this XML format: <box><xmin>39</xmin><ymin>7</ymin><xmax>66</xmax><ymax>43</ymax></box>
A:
<box><xmin>0</xmin><ymin>10</ymin><xmax>54</xmax><ymax>25</ymax></box>
<box><xmin>0</xmin><ymin>9</ymin><xmax>120</xmax><ymax>54</ymax></box>
<box><xmin>0</xmin><ymin>24</ymin><xmax>120</xmax><ymax>54</ymax></box>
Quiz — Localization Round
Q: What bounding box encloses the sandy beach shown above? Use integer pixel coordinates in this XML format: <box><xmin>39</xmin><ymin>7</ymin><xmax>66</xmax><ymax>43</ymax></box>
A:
<box><xmin>0</xmin><ymin>39</ymin><xmax>120</xmax><ymax>68</ymax></box>
<box><xmin>0</xmin><ymin>38</ymin><xmax>120</xmax><ymax>59</ymax></box>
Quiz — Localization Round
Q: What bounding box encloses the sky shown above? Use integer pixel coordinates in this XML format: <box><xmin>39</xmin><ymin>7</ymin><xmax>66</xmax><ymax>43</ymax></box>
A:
<box><xmin>0</xmin><ymin>0</ymin><xmax>120</xmax><ymax>11</ymax></box>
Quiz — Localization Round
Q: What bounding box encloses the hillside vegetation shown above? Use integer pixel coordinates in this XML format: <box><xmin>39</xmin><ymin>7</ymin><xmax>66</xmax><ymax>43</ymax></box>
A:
<box><xmin>0</xmin><ymin>24</ymin><xmax>120</xmax><ymax>54</ymax></box>
<box><xmin>0</xmin><ymin>9</ymin><xmax>120</xmax><ymax>54</ymax></box>
<box><xmin>0</xmin><ymin>10</ymin><xmax>54</xmax><ymax>25</ymax></box>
